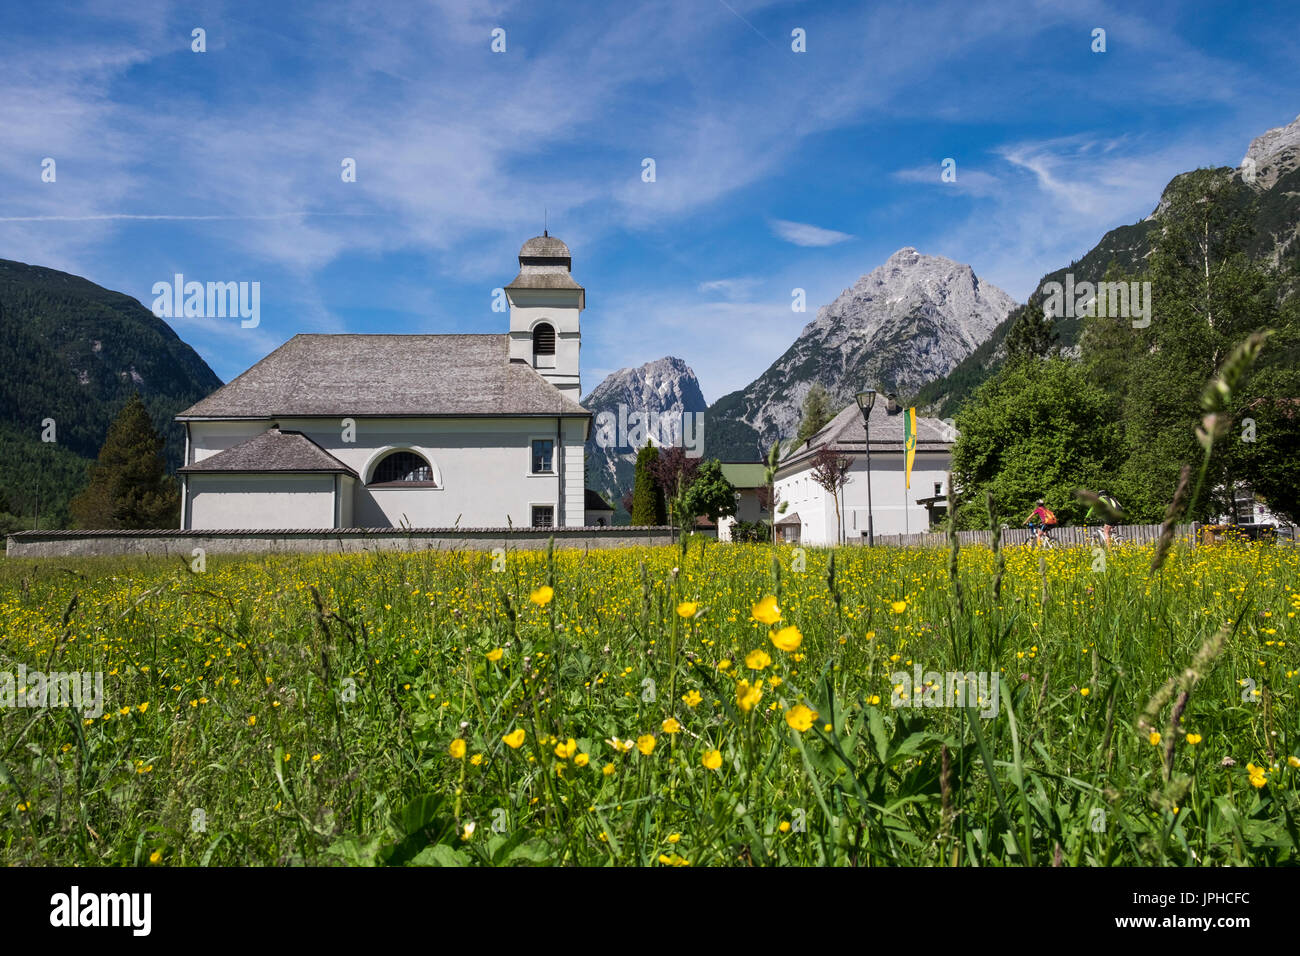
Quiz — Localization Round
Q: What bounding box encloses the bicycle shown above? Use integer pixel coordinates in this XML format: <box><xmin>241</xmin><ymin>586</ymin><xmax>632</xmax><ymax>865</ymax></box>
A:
<box><xmin>1025</xmin><ymin>521</ymin><xmax>1058</xmax><ymax>549</ymax></box>
<box><xmin>1090</xmin><ymin>525</ymin><xmax>1124</xmax><ymax>546</ymax></box>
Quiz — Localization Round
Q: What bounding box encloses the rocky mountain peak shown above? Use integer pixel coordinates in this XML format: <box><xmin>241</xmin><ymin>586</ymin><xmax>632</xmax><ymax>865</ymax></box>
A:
<box><xmin>1241</xmin><ymin>112</ymin><xmax>1300</xmax><ymax>190</ymax></box>
<box><xmin>583</xmin><ymin>356</ymin><xmax>706</xmax><ymax>412</ymax></box>
<box><xmin>705</xmin><ymin>249</ymin><xmax>1016</xmax><ymax>459</ymax></box>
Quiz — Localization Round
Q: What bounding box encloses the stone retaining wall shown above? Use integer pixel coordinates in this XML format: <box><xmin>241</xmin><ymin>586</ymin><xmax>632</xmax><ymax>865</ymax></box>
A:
<box><xmin>5</xmin><ymin>526</ymin><xmax>676</xmax><ymax>559</ymax></box>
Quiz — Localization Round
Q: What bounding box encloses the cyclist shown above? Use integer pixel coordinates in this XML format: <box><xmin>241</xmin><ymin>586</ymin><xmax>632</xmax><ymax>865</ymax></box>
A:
<box><xmin>1024</xmin><ymin>499</ymin><xmax>1058</xmax><ymax>547</ymax></box>
<box><xmin>1087</xmin><ymin>490</ymin><xmax>1123</xmax><ymax>545</ymax></box>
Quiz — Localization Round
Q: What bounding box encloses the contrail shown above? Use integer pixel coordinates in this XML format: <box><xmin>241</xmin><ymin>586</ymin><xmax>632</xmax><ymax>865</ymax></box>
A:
<box><xmin>0</xmin><ymin>212</ymin><xmax>373</xmax><ymax>222</ymax></box>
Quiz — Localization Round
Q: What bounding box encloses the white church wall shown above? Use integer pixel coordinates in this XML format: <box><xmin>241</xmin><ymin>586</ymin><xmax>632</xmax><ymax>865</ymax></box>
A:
<box><xmin>188</xmin><ymin>474</ymin><xmax>335</xmax><ymax>530</ymax></box>
<box><xmin>187</xmin><ymin>417</ymin><xmax>586</xmax><ymax>529</ymax></box>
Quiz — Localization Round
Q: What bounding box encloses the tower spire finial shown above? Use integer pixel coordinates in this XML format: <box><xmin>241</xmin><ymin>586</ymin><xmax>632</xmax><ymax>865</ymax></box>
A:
<box><xmin>544</xmin><ymin>205</ymin><xmax>547</xmax><ymax>237</ymax></box>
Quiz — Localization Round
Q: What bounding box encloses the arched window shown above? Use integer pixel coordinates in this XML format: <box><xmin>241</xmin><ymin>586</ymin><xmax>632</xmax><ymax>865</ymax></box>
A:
<box><xmin>370</xmin><ymin>450</ymin><xmax>434</xmax><ymax>485</ymax></box>
<box><xmin>532</xmin><ymin>322</ymin><xmax>556</xmax><ymax>357</ymax></box>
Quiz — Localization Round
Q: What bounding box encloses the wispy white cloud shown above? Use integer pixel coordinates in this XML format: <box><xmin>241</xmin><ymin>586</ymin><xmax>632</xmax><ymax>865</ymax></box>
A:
<box><xmin>892</xmin><ymin>165</ymin><xmax>1001</xmax><ymax>197</ymax></box>
<box><xmin>769</xmin><ymin>219</ymin><xmax>854</xmax><ymax>247</ymax></box>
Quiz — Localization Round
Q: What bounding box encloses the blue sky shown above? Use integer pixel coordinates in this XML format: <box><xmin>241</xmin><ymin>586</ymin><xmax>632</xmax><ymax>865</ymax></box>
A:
<box><xmin>3</xmin><ymin>0</ymin><xmax>1298</xmax><ymax>403</ymax></box>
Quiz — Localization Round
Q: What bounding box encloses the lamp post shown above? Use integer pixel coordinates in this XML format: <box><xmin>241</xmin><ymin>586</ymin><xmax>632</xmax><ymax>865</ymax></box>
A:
<box><xmin>855</xmin><ymin>389</ymin><xmax>877</xmax><ymax>546</ymax></box>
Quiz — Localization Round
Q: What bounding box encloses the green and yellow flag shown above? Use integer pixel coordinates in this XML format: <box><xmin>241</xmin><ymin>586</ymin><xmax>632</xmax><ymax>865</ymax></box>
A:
<box><xmin>903</xmin><ymin>407</ymin><xmax>917</xmax><ymax>489</ymax></box>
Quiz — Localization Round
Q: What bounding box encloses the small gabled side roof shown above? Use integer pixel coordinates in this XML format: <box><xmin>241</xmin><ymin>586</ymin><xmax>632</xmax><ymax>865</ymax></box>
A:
<box><xmin>179</xmin><ymin>428</ymin><xmax>358</xmax><ymax>477</ymax></box>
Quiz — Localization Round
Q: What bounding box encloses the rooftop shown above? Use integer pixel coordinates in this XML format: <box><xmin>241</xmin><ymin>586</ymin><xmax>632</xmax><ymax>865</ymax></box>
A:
<box><xmin>176</xmin><ymin>334</ymin><xmax>589</xmax><ymax>420</ymax></box>
<box><xmin>779</xmin><ymin>400</ymin><xmax>957</xmax><ymax>471</ymax></box>
<box><xmin>179</xmin><ymin>427</ymin><xmax>358</xmax><ymax>476</ymax></box>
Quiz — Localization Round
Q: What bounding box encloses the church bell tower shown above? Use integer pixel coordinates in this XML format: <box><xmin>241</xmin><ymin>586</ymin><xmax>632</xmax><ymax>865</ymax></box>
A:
<box><xmin>506</xmin><ymin>233</ymin><xmax>584</xmax><ymax>400</ymax></box>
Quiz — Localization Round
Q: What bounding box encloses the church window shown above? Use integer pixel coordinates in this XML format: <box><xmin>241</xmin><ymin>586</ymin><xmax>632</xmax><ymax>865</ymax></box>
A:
<box><xmin>531</xmin><ymin>439</ymin><xmax>554</xmax><ymax>474</ymax></box>
<box><xmin>370</xmin><ymin>450</ymin><xmax>434</xmax><ymax>484</ymax></box>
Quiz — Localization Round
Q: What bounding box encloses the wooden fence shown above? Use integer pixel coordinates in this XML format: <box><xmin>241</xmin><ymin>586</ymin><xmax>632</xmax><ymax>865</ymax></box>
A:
<box><xmin>849</xmin><ymin>521</ymin><xmax>1199</xmax><ymax>549</ymax></box>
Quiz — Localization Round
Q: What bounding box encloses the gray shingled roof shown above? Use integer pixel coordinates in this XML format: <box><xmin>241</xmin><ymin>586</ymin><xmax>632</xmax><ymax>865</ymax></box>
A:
<box><xmin>176</xmin><ymin>334</ymin><xmax>589</xmax><ymax>420</ymax></box>
<box><xmin>505</xmin><ymin>272</ymin><xmax>584</xmax><ymax>291</ymax></box>
<box><xmin>779</xmin><ymin>400</ymin><xmax>956</xmax><ymax>470</ymax></box>
<box><xmin>179</xmin><ymin>428</ymin><xmax>358</xmax><ymax>476</ymax></box>
<box><xmin>519</xmin><ymin>235</ymin><xmax>571</xmax><ymax>258</ymax></box>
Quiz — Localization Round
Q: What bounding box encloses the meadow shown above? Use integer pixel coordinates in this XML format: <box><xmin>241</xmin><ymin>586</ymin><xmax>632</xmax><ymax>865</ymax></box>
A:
<box><xmin>0</xmin><ymin>535</ymin><xmax>1296</xmax><ymax>866</ymax></box>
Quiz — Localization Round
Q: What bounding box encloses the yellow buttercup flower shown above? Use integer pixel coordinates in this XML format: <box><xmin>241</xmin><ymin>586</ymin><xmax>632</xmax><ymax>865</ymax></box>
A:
<box><xmin>1186</xmin><ymin>733</ymin><xmax>1202</xmax><ymax>745</ymax></box>
<box><xmin>554</xmin><ymin>738</ymin><xmax>577</xmax><ymax>759</ymax></box>
<box><xmin>247</xmin><ymin>715</ymin><xmax>256</xmax><ymax>726</ymax></box>
<box><xmin>503</xmin><ymin>728</ymin><xmax>526</xmax><ymax>749</ymax></box>
<box><xmin>1148</xmin><ymin>732</ymin><xmax>1161</xmax><ymax>746</ymax></box>
<box><xmin>636</xmin><ymin>734</ymin><xmax>656</xmax><ymax>755</ymax></box>
<box><xmin>1246</xmin><ymin>762</ymin><xmax>1268</xmax><ymax>788</ymax></box>
<box><xmin>574</xmin><ymin>753</ymin><xmax>590</xmax><ymax>767</ymax></box>
<box><xmin>676</xmin><ymin>601</ymin><xmax>699</xmax><ymax>618</ymax></box>
<box><xmin>1287</xmin><ymin>756</ymin><xmax>1300</xmax><ymax>769</ymax></box>
<box><xmin>662</xmin><ymin>718</ymin><xmax>681</xmax><ymax>734</ymax></box>
<box><xmin>1079</xmin><ymin>687</ymin><xmax>1090</xmax><ymax>696</ymax></box>
<box><xmin>784</xmin><ymin>703</ymin><xmax>818</xmax><ymax>732</ymax></box>
<box><xmin>529</xmin><ymin>585</ymin><xmax>554</xmax><ymax>606</ymax></box>
<box><xmin>470</xmin><ymin>753</ymin><xmax>484</xmax><ymax>766</ymax></box>
<box><xmin>736</xmin><ymin>678</ymin><xmax>763</xmax><ymax>712</ymax></box>
<box><xmin>702</xmin><ymin>749</ymin><xmax>722</xmax><ymax>769</ymax></box>
<box><xmin>891</xmin><ymin>601</ymin><xmax>908</xmax><ymax>614</ymax></box>
<box><xmin>750</xmin><ymin>595</ymin><xmax>782</xmax><ymax>625</ymax></box>
<box><xmin>486</xmin><ymin>648</ymin><xmax>504</xmax><ymax>662</ymax></box>
<box><xmin>682</xmin><ymin>690</ymin><xmax>702</xmax><ymax>708</ymax></box>
<box><xmin>770</xmin><ymin>626</ymin><xmax>802</xmax><ymax>653</ymax></box>
<box><xmin>745</xmin><ymin>649</ymin><xmax>772</xmax><ymax>670</ymax></box>
<box><xmin>149</xmin><ymin>849</ymin><xmax>162</xmax><ymax>864</ymax></box>
<box><xmin>607</xmin><ymin>737</ymin><xmax>634</xmax><ymax>754</ymax></box>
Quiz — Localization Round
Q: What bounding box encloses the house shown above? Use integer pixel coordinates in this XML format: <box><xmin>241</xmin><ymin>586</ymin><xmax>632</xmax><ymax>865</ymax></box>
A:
<box><xmin>175</xmin><ymin>234</ymin><xmax>597</xmax><ymax>530</ymax></box>
<box><xmin>715</xmin><ymin>462</ymin><xmax>769</xmax><ymax>541</ymax></box>
<box><xmin>584</xmin><ymin>488</ymin><xmax>614</xmax><ymax>527</ymax></box>
<box><xmin>772</xmin><ymin>394</ymin><xmax>957</xmax><ymax>545</ymax></box>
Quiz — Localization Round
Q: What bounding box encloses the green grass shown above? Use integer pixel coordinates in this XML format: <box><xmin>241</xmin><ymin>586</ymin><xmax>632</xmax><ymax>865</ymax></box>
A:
<box><xmin>0</xmin><ymin>536</ymin><xmax>1296</xmax><ymax>866</ymax></box>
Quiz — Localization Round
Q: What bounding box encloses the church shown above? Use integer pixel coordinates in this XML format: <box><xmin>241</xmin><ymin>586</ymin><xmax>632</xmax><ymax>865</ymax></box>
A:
<box><xmin>175</xmin><ymin>235</ymin><xmax>602</xmax><ymax>530</ymax></box>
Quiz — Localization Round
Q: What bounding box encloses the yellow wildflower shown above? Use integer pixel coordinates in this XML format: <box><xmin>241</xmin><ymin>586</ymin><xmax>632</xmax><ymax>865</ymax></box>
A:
<box><xmin>750</xmin><ymin>595</ymin><xmax>782</xmax><ymax>625</ymax></box>
<box><xmin>736</xmin><ymin>678</ymin><xmax>763</xmax><ymax>712</ymax></box>
<box><xmin>784</xmin><ymin>703</ymin><xmax>818</xmax><ymax>732</ymax></box>
<box><xmin>770</xmin><ymin>626</ymin><xmax>802</xmax><ymax>653</ymax></box>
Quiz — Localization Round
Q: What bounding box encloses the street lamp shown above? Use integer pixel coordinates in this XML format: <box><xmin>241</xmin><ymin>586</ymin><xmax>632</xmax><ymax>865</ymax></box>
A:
<box><xmin>855</xmin><ymin>389</ymin><xmax>877</xmax><ymax>546</ymax></box>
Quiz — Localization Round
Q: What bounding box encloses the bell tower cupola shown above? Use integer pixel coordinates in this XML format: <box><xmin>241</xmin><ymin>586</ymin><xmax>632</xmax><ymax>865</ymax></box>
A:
<box><xmin>506</xmin><ymin>232</ymin><xmax>584</xmax><ymax>400</ymax></box>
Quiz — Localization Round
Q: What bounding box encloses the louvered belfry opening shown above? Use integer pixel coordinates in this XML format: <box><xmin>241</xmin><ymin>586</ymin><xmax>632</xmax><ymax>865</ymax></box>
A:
<box><xmin>532</xmin><ymin>322</ymin><xmax>556</xmax><ymax>358</ymax></box>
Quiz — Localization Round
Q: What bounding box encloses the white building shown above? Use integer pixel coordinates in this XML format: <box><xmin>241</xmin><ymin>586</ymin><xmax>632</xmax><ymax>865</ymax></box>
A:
<box><xmin>773</xmin><ymin>395</ymin><xmax>956</xmax><ymax>545</ymax></box>
<box><xmin>715</xmin><ymin>462</ymin><xmax>770</xmax><ymax>542</ymax></box>
<box><xmin>176</xmin><ymin>235</ymin><xmax>602</xmax><ymax>530</ymax></box>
